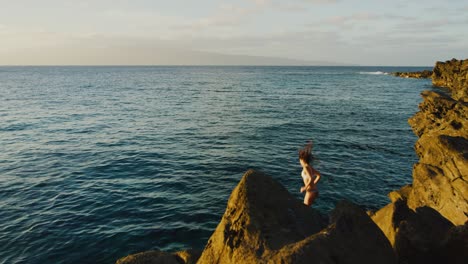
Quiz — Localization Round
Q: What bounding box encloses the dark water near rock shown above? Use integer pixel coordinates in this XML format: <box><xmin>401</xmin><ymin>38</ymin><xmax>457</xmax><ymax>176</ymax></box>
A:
<box><xmin>0</xmin><ymin>66</ymin><xmax>433</xmax><ymax>263</ymax></box>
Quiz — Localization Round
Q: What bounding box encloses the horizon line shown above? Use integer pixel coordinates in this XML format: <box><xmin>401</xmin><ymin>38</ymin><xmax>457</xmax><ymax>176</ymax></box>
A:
<box><xmin>0</xmin><ymin>64</ymin><xmax>433</xmax><ymax>67</ymax></box>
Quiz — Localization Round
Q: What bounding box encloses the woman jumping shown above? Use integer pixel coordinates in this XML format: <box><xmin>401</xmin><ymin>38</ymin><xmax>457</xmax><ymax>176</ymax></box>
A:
<box><xmin>299</xmin><ymin>142</ymin><xmax>321</xmax><ymax>206</ymax></box>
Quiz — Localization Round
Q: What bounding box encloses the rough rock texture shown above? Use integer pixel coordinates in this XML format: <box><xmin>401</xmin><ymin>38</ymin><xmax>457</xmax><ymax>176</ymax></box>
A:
<box><xmin>116</xmin><ymin>249</ymin><xmax>201</xmax><ymax>264</ymax></box>
<box><xmin>197</xmin><ymin>170</ymin><xmax>396</xmax><ymax>264</ymax></box>
<box><xmin>432</xmin><ymin>58</ymin><xmax>468</xmax><ymax>101</ymax></box>
<box><xmin>371</xmin><ymin>199</ymin><xmax>456</xmax><ymax>263</ymax></box>
<box><xmin>372</xmin><ymin>58</ymin><xmax>468</xmax><ymax>263</ymax></box>
<box><xmin>405</xmin><ymin>90</ymin><xmax>468</xmax><ymax>225</ymax></box>
<box><xmin>392</xmin><ymin>70</ymin><xmax>433</xmax><ymax>79</ymax></box>
<box><xmin>387</xmin><ymin>59</ymin><xmax>468</xmax><ymax>226</ymax></box>
<box><xmin>196</xmin><ymin>169</ymin><xmax>326</xmax><ymax>263</ymax></box>
<box><xmin>371</xmin><ymin>199</ymin><xmax>468</xmax><ymax>264</ymax></box>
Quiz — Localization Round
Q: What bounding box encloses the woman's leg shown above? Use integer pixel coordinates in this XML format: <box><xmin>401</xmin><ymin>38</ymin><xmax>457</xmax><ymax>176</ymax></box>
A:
<box><xmin>304</xmin><ymin>191</ymin><xmax>318</xmax><ymax>206</ymax></box>
<box><xmin>309</xmin><ymin>191</ymin><xmax>318</xmax><ymax>205</ymax></box>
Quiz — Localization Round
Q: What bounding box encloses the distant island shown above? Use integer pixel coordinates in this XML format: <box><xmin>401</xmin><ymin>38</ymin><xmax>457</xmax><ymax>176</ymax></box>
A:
<box><xmin>0</xmin><ymin>43</ymin><xmax>350</xmax><ymax>66</ymax></box>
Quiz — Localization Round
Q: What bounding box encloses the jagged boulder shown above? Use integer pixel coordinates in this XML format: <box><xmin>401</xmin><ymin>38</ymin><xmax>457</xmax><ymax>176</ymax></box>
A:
<box><xmin>272</xmin><ymin>201</ymin><xmax>397</xmax><ymax>264</ymax></box>
<box><xmin>197</xmin><ymin>170</ymin><xmax>396</xmax><ymax>264</ymax></box>
<box><xmin>196</xmin><ymin>169</ymin><xmax>327</xmax><ymax>263</ymax></box>
<box><xmin>406</xmin><ymin>161</ymin><xmax>468</xmax><ymax>226</ymax></box>
<box><xmin>432</xmin><ymin>58</ymin><xmax>468</xmax><ymax>101</ymax></box>
<box><xmin>408</xmin><ymin>90</ymin><xmax>467</xmax><ymax>138</ymax></box>
<box><xmin>371</xmin><ymin>199</ymin><xmax>468</xmax><ymax>264</ymax></box>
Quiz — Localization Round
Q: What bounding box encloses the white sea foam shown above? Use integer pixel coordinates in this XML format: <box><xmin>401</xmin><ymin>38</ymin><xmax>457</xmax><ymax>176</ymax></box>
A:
<box><xmin>358</xmin><ymin>71</ymin><xmax>389</xmax><ymax>75</ymax></box>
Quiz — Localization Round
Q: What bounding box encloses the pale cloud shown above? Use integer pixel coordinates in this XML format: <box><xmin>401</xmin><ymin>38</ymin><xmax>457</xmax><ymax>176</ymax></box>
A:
<box><xmin>250</xmin><ymin>0</ymin><xmax>270</xmax><ymax>6</ymax></box>
<box><xmin>0</xmin><ymin>0</ymin><xmax>466</xmax><ymax>65</ymax></box>
<box><xmin>193</xmin><ymin>30</ymin><xmax>341</xmax><ymax>49</ymax></box>
<box><xmin>394</xmin><ymin>18</ymin><xmax>449</xmax><ymax>32</ymax></box>
<box><xmin>247</xmin><ymin>0</ymin><xmax>336</xmax><ymax>11</ymax></box>
<box><xmin>98</xmin><ymin>9</ymin><xmax>191</xmax><ymax>38</ymax></box>
<box><xmin>301</xmin><ymin>0</ymin><xmax>338</xmax><ymax>3</ymax></box>
<box><xmin>179</xmin><ymin>29</ymin><xmax>346</xmax><ymax>63</ymax></box>
<box><xmin>382</xmin><ymin>14</ymin><xmax>417</xmax><ymax>22</ymax></box>
<box><xmin>355</xmin><ymin>32</ymin><xmax>461</xmax><ymax>47</ymax></box>
<box><xmin>167</xmin><ymin>6</ymin><xmax>259</xmax><ymax>39</ymax></box>
<box><xmin>325</xmin><ymin>13</ymin><xmax>382</xmax><ymax>28</ymax></box>
<box><xmin>316</xmin><ymin>12</ymin><xmax>466</xmax><ymax>34</ymax></box>
<box><xmin>391</xmin><ymin>17</ymin><xmax>468</xmax><ymax>35</ymax></box>
<box><xmin>180</xmin><ymin>5</ymin><xmax>257</xmax><ymax>30</ymax></box>
<box><xmin>251</xmin><ymin>0</ymin><xmax>338</xmax><ymax>4</ymax></box>
<box><xmin>0</xmin><ymin>24</ymin><xmax>8</xmax><ymax>34</ymax></box>
<box><xmin>424</xmin><ymin>5</ymin><xmax>468</xmax><ymax>16</ymax></box>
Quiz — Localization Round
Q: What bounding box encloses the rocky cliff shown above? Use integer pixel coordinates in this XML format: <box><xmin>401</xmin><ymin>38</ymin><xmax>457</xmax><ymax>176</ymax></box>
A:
<box><xmin>406</xmin><ymin>91</ymin><xmax>467</xmax><ymax>225</ymax></box>
<box><xmin>376</xmin><ymin>59</ymin><xmax>468</xmax><ymax>226</ymax></box>
<box><xmin>116</xmin><ymin>59</ymin><xmax>467</xmax><ymax>264</ymax></box>
<box><xmin>371</xmin><ymin>58</ymin><xmax>467</xmax><ymax>263</ymax></box>
<box><xmin>432</xmin><ymin>59</ymin><xmax>468</xmax><ymax>101</ymax></box>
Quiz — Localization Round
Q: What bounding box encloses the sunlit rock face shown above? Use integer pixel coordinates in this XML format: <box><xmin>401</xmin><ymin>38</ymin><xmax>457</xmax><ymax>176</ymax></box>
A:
<box><xmin>197</xmin><ymin>170</ymin><xmax>396</xmax><ymax>264</ymax></box>
<box><xmin>432</xmin><ymin>58</ymin><xmax>468</xmax><ymax>101</ymax></box>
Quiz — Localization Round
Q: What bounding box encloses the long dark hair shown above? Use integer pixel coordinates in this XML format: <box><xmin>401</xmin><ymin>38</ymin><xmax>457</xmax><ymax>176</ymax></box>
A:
<box><xmin>299</xmin><ymin>141</ymin><xmax>315</xmax><ymax>164</ymax></box>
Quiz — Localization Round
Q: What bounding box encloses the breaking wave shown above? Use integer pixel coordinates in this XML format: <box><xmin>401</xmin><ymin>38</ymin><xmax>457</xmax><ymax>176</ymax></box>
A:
<box><xmin>358</xmin><ymin>71</ymin><xmax>389</xmax><ymax>75</ymax></box>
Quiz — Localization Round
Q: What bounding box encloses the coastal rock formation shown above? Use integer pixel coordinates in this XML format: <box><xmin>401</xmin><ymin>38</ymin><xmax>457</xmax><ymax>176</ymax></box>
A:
<box><xmin>392</xmin><ymin>70</ymin><xmax>432</xmax><ymax>79</ymax></box>
<box><xmin>372</xmin><ymin>58</ymin><xmax>468</xmax><ymax>263</ymax></box>
<box><xmin>378</xmin><ymin>59</ymin><xmax>468</xmax><ymax>226</ymax></box>
<box><xmin>405</xmin><ymin>90</ymin><xmax>468</xmax><ymax>225</ymax></box>
<box><xmin>197</xmin><ymin>170</ymin><xmax>396</xmax><ymax>264</ymax></box>
<box><xmin>432</xmin><ymin>58</ymin><xmax>468</xmax><ymax>101</ymax></box>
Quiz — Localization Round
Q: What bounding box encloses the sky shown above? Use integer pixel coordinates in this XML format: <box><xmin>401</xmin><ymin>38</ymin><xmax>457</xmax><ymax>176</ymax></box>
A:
<box><xmin>0</xmin><ymin>0</ymin><xmax>467</xmax><ymax>66</ymax></box>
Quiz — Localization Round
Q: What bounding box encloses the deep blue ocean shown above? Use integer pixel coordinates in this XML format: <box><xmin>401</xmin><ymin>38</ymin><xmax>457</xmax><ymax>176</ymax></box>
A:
<box><xmin>0</xmin><ymin>66</ymin><xmax>433</xmax><ymax>264</ymax></box>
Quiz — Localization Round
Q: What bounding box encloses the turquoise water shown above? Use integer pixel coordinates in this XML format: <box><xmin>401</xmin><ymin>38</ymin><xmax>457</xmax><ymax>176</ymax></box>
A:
<box><xmin>0</xmin><ymin>66</ymin><xmax>432</xmax><ymax>263</ymax></box>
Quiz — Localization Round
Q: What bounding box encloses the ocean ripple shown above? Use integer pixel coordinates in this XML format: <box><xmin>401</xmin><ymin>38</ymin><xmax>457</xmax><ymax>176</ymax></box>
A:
<box><xmin>0</xmin><ymin>65</ymin><xmax>432</xmax><ymax>264</ymax></box>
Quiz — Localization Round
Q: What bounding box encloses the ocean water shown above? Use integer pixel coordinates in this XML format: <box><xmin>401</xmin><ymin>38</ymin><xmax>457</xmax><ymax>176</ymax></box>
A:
<box><xmin>0</xmin><ymin>66</ymin><xmax>433</xmax><ymax>264</ymax></box>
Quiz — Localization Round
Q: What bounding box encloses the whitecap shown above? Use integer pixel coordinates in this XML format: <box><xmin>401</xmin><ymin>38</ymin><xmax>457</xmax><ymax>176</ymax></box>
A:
<box><xmin>358</xmin><ymin>71</ymin><xmax>388</xmax><ymax>75</ymax></box>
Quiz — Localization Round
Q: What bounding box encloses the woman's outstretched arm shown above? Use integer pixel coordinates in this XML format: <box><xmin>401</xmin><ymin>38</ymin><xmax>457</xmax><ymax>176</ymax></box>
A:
<box><xmin>312</xmin><ymin>168</ymin><xmax>321</xmax><ymax>184</ymax></box>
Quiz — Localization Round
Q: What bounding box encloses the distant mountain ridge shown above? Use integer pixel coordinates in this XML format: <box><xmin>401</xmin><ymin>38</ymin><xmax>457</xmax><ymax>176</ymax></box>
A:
<box><xmin>0</xmin><ymin>42</ymin><xmax>350</xmax><ymax>66</ymax></box>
